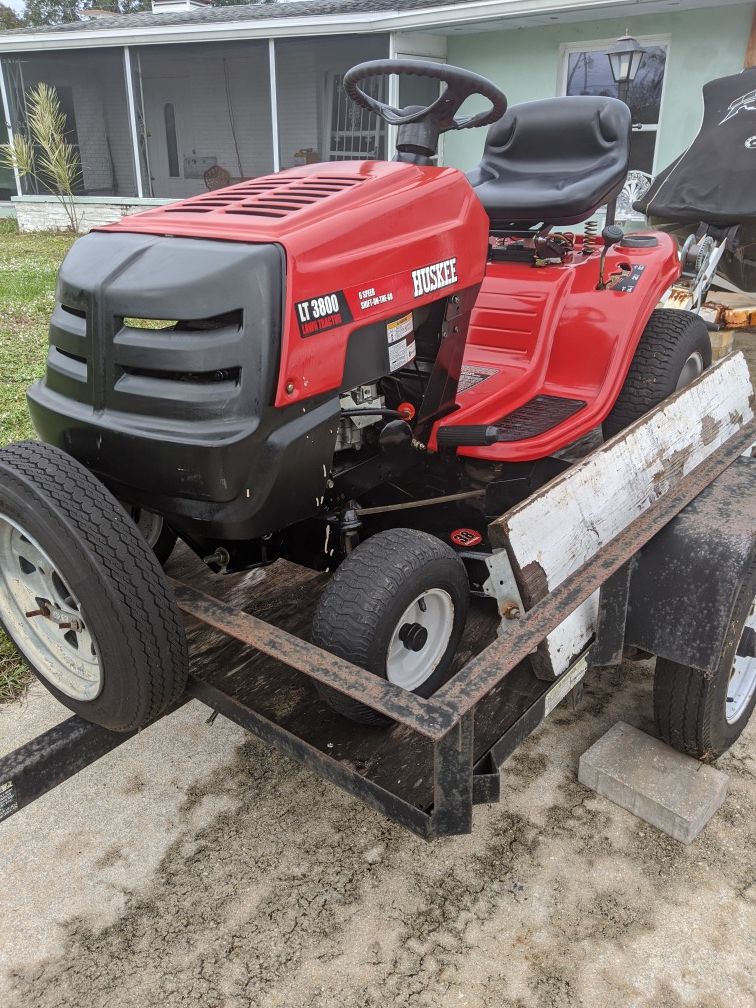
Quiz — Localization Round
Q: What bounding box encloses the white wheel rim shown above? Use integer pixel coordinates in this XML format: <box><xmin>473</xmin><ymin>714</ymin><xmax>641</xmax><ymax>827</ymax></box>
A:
<box><xmin>385</xmin><ymin>588</ymin><xmax>454</xmax><ymax>692</ymax></box>
<box><xmin>0</xmin><ymin>513</ymin><xmax>102</xmax><ymax>701</ymax></box>
<box><xmin>727</xmin><ymin>595</ymin><xmax>756</xmax><ymax>725</ymax></box>
<box><xmin>675</xmin><ymin>351</ymin><xmax>705</xmax><ymax>390</ymax></box>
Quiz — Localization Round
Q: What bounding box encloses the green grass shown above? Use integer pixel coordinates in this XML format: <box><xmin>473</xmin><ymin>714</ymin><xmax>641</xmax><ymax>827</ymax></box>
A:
<box><xmin>0</xmin><ymin>218</ymin><xmax>75</xmax><ymax>703</ymax></box>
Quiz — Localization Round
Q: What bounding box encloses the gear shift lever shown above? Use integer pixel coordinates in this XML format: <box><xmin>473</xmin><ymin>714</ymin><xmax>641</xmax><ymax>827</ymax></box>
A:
<box><xmin>598</xmin><ymin>225</ymin><xmax>624</xmax><ymax>289</ymax></box>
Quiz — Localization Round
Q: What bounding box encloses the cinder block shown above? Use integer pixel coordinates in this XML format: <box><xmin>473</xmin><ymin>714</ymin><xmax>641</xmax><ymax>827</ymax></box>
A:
<box><xmin>710</xmin><ymin>329</ymin><xmax>734</xmax><ymax>361</ymax></box>
<box><xmin>578</xmin><ymin>721</ymin><xmax>729</xmax><ymax>844</ymax></box>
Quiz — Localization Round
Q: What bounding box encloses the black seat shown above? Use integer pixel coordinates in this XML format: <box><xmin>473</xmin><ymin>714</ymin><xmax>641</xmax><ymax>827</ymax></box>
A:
<box><xmin>467</xmin><ymin>96</ymin><xmax>631</xmax><ymax>228</ymax></box>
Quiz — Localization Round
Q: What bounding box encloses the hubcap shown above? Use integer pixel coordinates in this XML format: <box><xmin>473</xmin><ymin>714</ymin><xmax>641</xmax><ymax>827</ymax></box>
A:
<box><xmin>386</xmin><ymin>588</ymin><xmax>454</xmax><ymax>691</ymax></box>
<box><xmin>675</xmin><ymin>351</ymin><xmax>705</xmax><ymax>391</ymax></box>
<box><xmin>726</xmin><ymin>595</ymin><xmax>756</xmax><ymax>724</ymax></box>
<box><xmin>0</xmin><ymin>514</ymin><xmax>102</xmax><ymax>701</ymax></box>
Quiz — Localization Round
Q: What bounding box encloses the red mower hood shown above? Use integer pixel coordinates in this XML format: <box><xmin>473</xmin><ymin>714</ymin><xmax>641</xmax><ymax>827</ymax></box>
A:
<box><xmin>99</xmin><ymin>161</ymin><xmax>490</xmax><ymax>407</ymax></box>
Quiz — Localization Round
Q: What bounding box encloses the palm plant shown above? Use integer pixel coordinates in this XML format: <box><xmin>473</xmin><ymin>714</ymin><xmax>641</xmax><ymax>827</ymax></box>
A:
<box><xmin>0</xmin><ymin>83</ymin><xmax>82</xmax><ymax>232</ymax></box>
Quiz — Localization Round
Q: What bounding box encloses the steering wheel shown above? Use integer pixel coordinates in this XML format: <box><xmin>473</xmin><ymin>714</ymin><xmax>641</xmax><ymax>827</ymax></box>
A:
<box><xmin>343</xmin><ymin>59</ymin><xmax>507</xmax><ymax>132</ymax></box>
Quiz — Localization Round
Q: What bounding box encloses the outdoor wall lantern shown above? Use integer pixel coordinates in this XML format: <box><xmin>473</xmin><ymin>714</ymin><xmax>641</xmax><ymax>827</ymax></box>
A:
<box><xmin>608</xmin><ymin>34</ymin><xmax>646</xmax><ymax>97</ymax></box>
<box><xmin>604</xmin><ymin>34</ymin><xmax>646</xmax><ymax>224</ymax></box>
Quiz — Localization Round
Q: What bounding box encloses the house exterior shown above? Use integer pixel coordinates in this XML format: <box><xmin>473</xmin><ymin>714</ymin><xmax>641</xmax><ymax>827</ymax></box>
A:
<box><xmin>0</xmin><ymin>0</ymin><xmax>753</xmax><ymax>230</ymax></box>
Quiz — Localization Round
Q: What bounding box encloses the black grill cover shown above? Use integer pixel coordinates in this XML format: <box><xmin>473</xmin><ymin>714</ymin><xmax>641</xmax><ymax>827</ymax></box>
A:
<box><xmin>637</xmin><ymin>68</ymin><xmax>756</xmax><ymax>226</ymax></box>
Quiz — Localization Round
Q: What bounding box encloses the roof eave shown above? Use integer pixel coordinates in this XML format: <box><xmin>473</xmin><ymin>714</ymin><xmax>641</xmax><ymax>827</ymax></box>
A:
<box><xmin>0</xmin><ymin>0</ymin><xmax>625</xmax><ymax>52</ymax></box>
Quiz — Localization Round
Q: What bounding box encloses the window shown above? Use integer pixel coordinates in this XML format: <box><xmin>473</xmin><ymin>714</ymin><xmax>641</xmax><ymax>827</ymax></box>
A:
<box><xmin>163</xmin><ymin>102</ymin><xmax>180</xmax><ymax>177</ymax></box>
<box><xmin>561</xmin><ymin>37</ymin><xmax>669</xmax><ymax>175</ymax></box>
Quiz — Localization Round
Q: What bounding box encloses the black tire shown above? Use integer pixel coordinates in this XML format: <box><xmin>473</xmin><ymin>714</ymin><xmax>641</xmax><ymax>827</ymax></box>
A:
<box><xmin>311</xmin><ymin>528</ymin><xmax>469</xmax><ymax>726</ymax></box>
<box><xmin>654</xmin><ymin>564</ymin><xmax>756</xmax><ymax>762</ymax></box>
<box><xmin>603</xmin><ymin>309</ymin><xmax>712</xmax><ymax>439</ymax></box>
<box><xmin>0</xmin><ymin>441</ymin><xmax>189</xmax><ymax>731</ymax></box>
<box><xmin>127</xmin><ymin>505</ymin><xmax>178</xmax><ymax>567</ymax></box>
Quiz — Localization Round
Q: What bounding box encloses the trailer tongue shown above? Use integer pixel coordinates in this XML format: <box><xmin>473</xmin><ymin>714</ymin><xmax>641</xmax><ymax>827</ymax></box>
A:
<box><xmin>2</xmin><ymin>356</ymin><xmax>754</xmax><ymax>839</ymax></box>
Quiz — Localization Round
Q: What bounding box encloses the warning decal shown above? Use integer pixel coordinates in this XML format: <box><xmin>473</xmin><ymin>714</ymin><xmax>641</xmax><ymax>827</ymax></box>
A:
<box><xmin>387</xmin><ymin>313</ymin><xmax>416</xmax><ymax>372</ymax></box>
<box><xmin>458</xmin><ymin>364</ymin><xmax>500</xmax><ymax>395</ymax></box>
<box><xmin>295</xmin><ymin>290</ymin><xmax>353</xmax><ymax>337</ymax></box>
<box><xmin>0</xmin><ymin>780</ymin><xmax>18</xmax><ymax>823</ymax></box>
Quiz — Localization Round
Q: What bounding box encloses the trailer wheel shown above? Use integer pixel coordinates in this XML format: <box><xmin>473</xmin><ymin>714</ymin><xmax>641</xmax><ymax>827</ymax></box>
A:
<box><xmin>0</xmin><ymin>441</ymin><xmax>188</xmax><ymax>732</ymax></box>
<box><xmin>603</xmin><ymin>309</ymin><xmax>712</xmax><ymax>439</ymax></box>
<box><xmin>311</xmin><ymin>528</ymin><xmax>469</xmax><ymax>726</ymax></box>
<box><xmin>654</xmin><ymin>571</ymin><xmax>756</xmax><ymax>762</ymax></box>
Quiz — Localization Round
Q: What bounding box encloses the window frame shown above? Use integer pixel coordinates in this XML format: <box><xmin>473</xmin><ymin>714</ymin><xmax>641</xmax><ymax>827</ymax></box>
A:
<box><xmin>557</xmin><ymin>33</ymin><xmax>671</xmax><ymax>175</ymax></box>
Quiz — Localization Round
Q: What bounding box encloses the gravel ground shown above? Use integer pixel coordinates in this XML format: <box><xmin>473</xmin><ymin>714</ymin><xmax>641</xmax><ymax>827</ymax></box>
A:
<box><xmin>0</xmin><ymin>334</ymin><xmax>754</xmax><ymax>1008</ymax></box>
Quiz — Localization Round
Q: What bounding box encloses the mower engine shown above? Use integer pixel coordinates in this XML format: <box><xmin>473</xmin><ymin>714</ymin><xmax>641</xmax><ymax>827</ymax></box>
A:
<box><xmin>336</xmin><ymin>385</ymin><xmax>387</xmax><ymax>453</ymax></box>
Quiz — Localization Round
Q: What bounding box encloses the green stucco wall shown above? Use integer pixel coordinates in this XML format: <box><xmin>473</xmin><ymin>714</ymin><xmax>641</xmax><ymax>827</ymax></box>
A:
<box><xmin>444</xmin><ymin>3</ymin><xmax>754</xmax><ymax>175</ymax></box>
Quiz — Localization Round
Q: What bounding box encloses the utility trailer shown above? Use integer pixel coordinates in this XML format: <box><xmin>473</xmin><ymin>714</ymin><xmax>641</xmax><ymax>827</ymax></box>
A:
<box><xmin>2</xmin><ymin>356</ymin><xmax>754</xmax><ymax>839</ymax></box>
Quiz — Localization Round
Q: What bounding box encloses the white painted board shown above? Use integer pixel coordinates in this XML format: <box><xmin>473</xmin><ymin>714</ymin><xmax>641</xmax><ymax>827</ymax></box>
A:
<box><xmin>490</xmin><ymin>353</ymin><xmax>755</xmax><ymax>678</ymax></box>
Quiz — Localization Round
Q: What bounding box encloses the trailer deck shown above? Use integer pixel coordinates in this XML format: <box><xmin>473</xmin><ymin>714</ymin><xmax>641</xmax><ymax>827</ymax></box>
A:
<box><xmin>1</xmin><ymin>357</ymin><xmax>755</xmax><ymax>839</ymax></box>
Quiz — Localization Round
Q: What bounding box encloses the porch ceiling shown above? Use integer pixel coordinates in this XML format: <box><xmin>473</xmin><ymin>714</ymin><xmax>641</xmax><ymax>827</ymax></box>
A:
<box><xmin>0</xmin><ymin>0</ymin><xmax>751</xmax><ymax>52</ymax></box>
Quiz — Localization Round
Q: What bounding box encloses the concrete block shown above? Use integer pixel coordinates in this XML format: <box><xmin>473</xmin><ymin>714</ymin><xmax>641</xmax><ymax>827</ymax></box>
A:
<box><xmin>578</xmin><ymin>721</ymin><xmax>729</xmax><ymax>844</ymax></box>
<box><xmin>710</xmin><ymin>329</ymin><xmax>735</xmax><ymax>361</ymax></box>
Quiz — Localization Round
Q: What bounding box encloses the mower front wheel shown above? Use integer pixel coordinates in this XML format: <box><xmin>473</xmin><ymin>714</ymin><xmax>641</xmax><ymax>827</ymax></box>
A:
<box><xmin>0</xmin><ymin>441</ymin><xmax>189</xmax><ymax>732</ymax></box>
<box><xmin>126</xmin><ymin>504</ymin><xmax>178</xmax><ymax>567</ymax></box>
<box><xmin>311</xmin><ymin>528</ymin><xmax>469</xmax><ymax>726</ymax></box>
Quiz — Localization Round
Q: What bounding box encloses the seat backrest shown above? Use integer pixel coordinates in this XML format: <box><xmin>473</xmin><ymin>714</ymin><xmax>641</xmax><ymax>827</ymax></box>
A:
<box><xmin>467</xmin><ymin>96</ymin><xmax>631</xmax><ymax>227</ymax></box>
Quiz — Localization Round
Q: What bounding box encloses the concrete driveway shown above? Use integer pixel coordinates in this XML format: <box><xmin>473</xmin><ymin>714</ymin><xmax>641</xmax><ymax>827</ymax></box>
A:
<box><xmin>1</xmin><ymin>653</ymin><xmax>754</xmax><ymax>1007</ymax></box>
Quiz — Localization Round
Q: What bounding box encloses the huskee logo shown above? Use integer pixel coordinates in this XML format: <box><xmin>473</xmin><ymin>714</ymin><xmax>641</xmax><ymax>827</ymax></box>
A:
<box><xmin>411</xmin><ymin>257</ymin><xmax>458</xmax><ymax>298</ymax></box>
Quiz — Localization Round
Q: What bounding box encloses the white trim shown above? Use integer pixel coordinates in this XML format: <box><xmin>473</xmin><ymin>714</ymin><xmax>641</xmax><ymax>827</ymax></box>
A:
<box><xmin>11</xmin><ymin>194</ymin><xmax>172</xmax><ymax>204</ymax></box>
<box><xmin>268</xmin><ymin>39</ymin><xmax>280</xmax><ymax>173</ymax></box>
<box><xmin>558</xmin><ymin>33</ymin><xmax>671</xmax><ymax>176</ymax></box>
<box><xmin>0</xmin><ymin>0</ymin><xmax>726</xmax><ymax>53</ymax></box>
<box><xmin>123</xmin><ymin>47</ymin><xmax>144</xmax><ymax>199</ymax></box>
<box><xmin>0</xmin><ymin>59</ymin><xmax>21</xmax><ymax>196</ymax></box>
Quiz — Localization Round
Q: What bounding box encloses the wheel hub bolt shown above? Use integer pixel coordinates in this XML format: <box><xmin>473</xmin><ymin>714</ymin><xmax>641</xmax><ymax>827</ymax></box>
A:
<box><xmin>399</xmin><ymin>622</ymin><xmax>428</xmax><ymax>652</ymax></box>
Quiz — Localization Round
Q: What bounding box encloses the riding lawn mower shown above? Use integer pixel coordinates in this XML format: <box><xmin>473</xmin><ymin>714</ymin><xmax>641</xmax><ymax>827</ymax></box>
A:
<box><xmin>0</xmin><ymin>59</ymin><xmax>735</xmax><ymax>734</ymax></box>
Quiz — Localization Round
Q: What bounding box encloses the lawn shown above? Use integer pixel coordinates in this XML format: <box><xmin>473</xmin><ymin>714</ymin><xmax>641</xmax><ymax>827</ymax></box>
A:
<box><xmin>0</xmin><ymin>219</ymin><xmax>75</xmax><ymax>702</ymax></box>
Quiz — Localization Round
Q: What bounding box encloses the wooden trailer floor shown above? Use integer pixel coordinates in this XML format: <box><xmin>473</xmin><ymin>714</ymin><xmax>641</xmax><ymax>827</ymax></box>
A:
<box><xmin>170</xmin><ymin>548</ymin><xmax>547</xmax><ymax>814</ymax></box>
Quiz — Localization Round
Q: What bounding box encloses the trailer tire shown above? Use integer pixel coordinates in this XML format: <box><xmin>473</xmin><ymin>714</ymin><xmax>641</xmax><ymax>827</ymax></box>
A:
<box><xmin>603</xmin><ymin>309</ymin><xmax>711</xmax><ymax>439</ymax></box>
<box><xmin>311</xmin><ymin>528</ymin><xmax>469</xmax><ymax>726</ymax></box>
<box><xmin>653</xmin><ymin>566</ymin><xmax>756</xmax><ymax>762</ymax></box>
<box><xmin>0</xmin><ymin>441</ymin><xmax>189</xmax><ymax>732</ymax></box>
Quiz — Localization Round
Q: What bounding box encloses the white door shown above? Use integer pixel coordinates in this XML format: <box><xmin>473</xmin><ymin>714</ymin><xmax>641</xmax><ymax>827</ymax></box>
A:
<box><xmin>143</xmin><ymin>77</ymin><xmax>196</xmax><ymax>198</ymax></box>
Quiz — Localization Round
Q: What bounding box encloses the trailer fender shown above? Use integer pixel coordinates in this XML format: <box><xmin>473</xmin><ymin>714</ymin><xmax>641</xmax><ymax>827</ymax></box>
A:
<box><xmin>625</xmin><ymin>456</ymin><xmax>756</xmax><ymax>673</ymax></box>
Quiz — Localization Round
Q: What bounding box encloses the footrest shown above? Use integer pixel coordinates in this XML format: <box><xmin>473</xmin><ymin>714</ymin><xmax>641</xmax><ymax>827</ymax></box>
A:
<box><xmin>436</xmin><ymin>425</ymin><xmax>500</xmax><ymax>448</ymax></box>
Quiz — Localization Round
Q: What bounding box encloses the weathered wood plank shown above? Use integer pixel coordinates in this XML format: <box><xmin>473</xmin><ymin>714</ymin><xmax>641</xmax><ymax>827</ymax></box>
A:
<box><xmin>489</xmin><ymin>352</ymin><xmax>755</xmax><ymax>678</ymax></box>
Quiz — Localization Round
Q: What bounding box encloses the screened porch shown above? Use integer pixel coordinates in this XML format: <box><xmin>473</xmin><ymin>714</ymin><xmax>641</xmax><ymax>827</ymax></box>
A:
<box><xmin>1</xmin><ymin>33</ymin><xmax>390</xmax><ymax>201</ymax></box>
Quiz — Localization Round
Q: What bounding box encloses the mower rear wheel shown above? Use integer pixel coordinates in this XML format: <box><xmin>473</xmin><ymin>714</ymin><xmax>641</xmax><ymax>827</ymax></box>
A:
<box><xmin>311</xmin><ymin>528</ymin><xmax>469</xmax><ymax>726</ymax></box>
<box><xmin>603</xmin><ymin>309</ymin><xmax>711</xmax><ymax>439</ymax></box>
<box><xmin>0</xmin><ymin>441</ymin><xmax>189</xmax><ymax>731</ymax></box>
